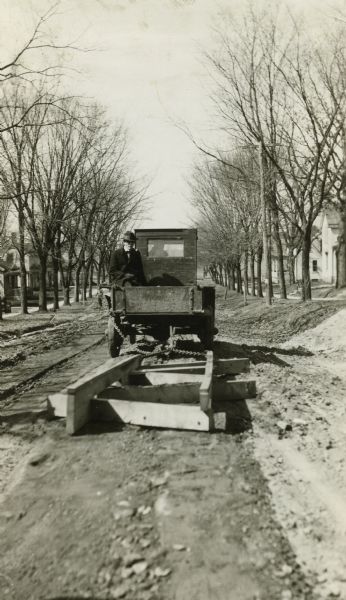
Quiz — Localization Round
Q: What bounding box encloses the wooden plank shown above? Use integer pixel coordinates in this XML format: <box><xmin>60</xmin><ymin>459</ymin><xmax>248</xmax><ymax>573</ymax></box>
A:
<box><xmin>129</xmin><ymin>372</ymin><xmax>203</xmax><ymax>385</ymax></box>
<box><xmin>98</xmin><ymin>382</ymin><xmax>200</xmax><ymax>404</ymax></box>
<box><xmin>137</xmin><ymin>358</ymin><xmax>249</xmax><ymax>376</ymax></box>
<box><xmin>199</xmin><ymin>351</ymin><xmax>213</xmax><ymax>412</ymax></box>
<box><xmin>91</xmin><ymin>398</ymin><xmax>212</xmax><ymax>431</ymax></box>
<box><xmin>48</xmin><ymin>377</ymin><xmax>257</xmax><ymax>421</ymax></box>
<box><xmin>124</xmin><ymin>286</ymin><xmax>194</xmax><ymax>314</ymax></box>
<box><xmin>67</xmin><ymin>392</ymin><xmax>91</xmax><ymax>435</ymax></box>
<box><xmin>47</xmin><ymin>390</ymin><xmax>67</xmax><ymax>417</ymax></box>
<box><xmin>137</xmin><ymin>362</ymin><xmax>206</xmax><ymax>374</ymax></box>
<box><xmin>213</xmin><ymin>379</ymin><xmax>257</xmax><ymax>401</ymax></box>
<box><xmin>66</xmin><ymin>355</ymin><xmax>141</xmax><ymax>435</ymax></box>
<box><xmin>215</xmin><ymin>358</ymin><xmax>250</xmax><ymax>375</ymax></box>
<box><xmin>67</xmin><ymin>355</ymin><xmax>142</xmax><ymax>398</ymax></box>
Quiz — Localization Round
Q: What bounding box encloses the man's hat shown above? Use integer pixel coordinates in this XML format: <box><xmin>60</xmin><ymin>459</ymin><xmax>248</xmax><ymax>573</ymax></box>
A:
<box><xmin>123</xmin><ymin>230</ymin><xmax>136</xmax><ymax>242</ymax></box>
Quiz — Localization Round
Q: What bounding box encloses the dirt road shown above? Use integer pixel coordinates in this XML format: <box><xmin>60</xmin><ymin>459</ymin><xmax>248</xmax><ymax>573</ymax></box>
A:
<box><xmin>1</xmin><ymin>293</ymin><xmax>346</xmax><ymax>599</ymax></box>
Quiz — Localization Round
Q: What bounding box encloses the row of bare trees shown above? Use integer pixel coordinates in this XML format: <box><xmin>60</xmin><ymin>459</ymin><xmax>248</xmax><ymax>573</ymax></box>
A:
<box><xmin>0</xmin><ymin>9</ymin><xmax>146</xmax><ymax>317</ymax></box>
<box><xmin>0</xmin><ymin>90</ymin><xmax>146</xmax><ymax>313</ymax></box>
<box><xmin>190</xmin><ymin>3</ymin><xmax>346</xmax><ymax>301</ymax></box>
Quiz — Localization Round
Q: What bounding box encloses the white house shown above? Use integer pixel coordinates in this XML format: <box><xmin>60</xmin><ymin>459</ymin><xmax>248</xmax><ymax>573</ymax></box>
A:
<box><xmin>294</xmin><ymin>238</ymin><xmax>322</xmax><ymax>283</ymax></box>
<box><xmin>321</xmin><ymin>210</ymin><xmax>340</xmax><ymax>284</ymax></box>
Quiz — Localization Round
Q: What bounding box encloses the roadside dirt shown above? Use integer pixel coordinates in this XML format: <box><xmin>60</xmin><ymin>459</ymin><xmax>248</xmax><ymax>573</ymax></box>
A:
<box><xmin>0</xmin><ymin>300</ymin><xmax>104</xmax><ymax>369</ymax></box>
<box><xmin>1</xmin><ymin>290</ymin><xmax>346</xmax><ymax>599</ymax></box>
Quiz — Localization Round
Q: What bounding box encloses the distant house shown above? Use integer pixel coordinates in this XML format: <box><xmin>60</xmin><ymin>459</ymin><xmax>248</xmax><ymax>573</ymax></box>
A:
<box><xmin>0</xmin><ymin>241</ymin><xmax>62</xmax><ymax>303</ymax></box>
<box><xmin>294</xmin><ymin>238</ymin><xmax>322</xmax><ymax>283</ymax></box>
<box><xmin>321</xmin><ymin>210</ymin><xmax>340</xmax><ymax>284</ymax></box>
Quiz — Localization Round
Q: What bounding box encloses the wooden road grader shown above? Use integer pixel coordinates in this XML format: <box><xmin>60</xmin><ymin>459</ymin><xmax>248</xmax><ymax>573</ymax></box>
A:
<box><xmin>48</xmin><ymin>229</ymin><xmax>257</xmax><ymax>433</ymax></box>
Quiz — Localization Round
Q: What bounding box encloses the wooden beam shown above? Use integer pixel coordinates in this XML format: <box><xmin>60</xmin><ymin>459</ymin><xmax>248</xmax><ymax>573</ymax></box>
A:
<box><xmin>213</xmin><ymin>379</ymin><xmax>256</xmax><ymax>401</ymax></box>
<box><xmin>98</xmin><ymin>382</ymin><xmax>200</xmax><ymax>404</ymax></box>
<box><xmin>67</xmin><ymin>392</ymin><xmax>91</xmax><ymax>435</ymax></box>
<box><xmin>66</xmin><ymin>355</ymin><xmax>142</xmax><ymax>434</ymax></box>
<box><xmin>129</xmin><ymin>371</ymin><xmax>203</xmax><ymax>385</ymax></box>
<box><xmin>215</xmin><ymin>358</ymin><xmax>250</xmax><ymax>375</ymax></box>
<box><xmin>47</xmin><ymin>390</ymin><xmax>67</xmax><ymax>418</ymax></box>
<box><xmin>136</xmin><ymin>358</ymin><xmax>250</xmax><ymax>376</ymax></box>
<box><xmin>136</xmin><ymin>362</ymin><xmax>206</xmax><ymax>374</ymax></box>
<box><xmin>199</xmin><ymin>351</ymin><xmax>213</xmax><ymax>412</ymax></box>
<box><xmin>91</xmin><ymin>398</ymin><xmax>212</xmax><ymax>431</ymax></box>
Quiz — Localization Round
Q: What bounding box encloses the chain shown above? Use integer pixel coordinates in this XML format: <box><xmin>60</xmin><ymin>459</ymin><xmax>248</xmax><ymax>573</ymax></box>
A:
<box><xmin>122</xmin><ymin>341</ymin><xmax>206</xmax><ymax>360</ymax></box>
<box><xmin>107</xmin><ymin>315</ymin><xmax>208</xmax><ymax>361</ymax></box>
<box><xmin>113</xmin><ymin>320</ymin><xmax>124</xmax><ymax>341</ymax></box>
<box><xmin>172</xmin><ymin>348</ymin><xmax>206</xmax><ymax>358</ymax></box>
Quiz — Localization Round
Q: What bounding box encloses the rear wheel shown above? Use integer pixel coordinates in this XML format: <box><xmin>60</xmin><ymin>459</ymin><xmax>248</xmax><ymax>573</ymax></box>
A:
<box><xmin>198</xmin><ymin>317</ymin><xmax>214</xmax><ymax>350</ymax></box>
<box><xmin>150</xmin><ymin>323</ymin><xmax>170</xmax><ymax>343</ymax></box>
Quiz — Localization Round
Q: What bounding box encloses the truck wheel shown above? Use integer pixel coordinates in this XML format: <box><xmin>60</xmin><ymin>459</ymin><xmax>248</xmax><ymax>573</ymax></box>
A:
<box><xmin>107</xmin><ymin>317</ymin><xmax>123</xmax><ymax>357</ymax></box>
<box><xmin>151</xmin><ymin>324</ymin><xmax>170</xmax><ymax>343</ymax></box>
<box><xmin>198</xmin><ymin>334</ymin><xmax>214</xmax><ymax>350</ymax></box>
<box><xmin>198</xmin><ymin>318</ymin><xmax>214</xmax><ymax>350</ymax></box>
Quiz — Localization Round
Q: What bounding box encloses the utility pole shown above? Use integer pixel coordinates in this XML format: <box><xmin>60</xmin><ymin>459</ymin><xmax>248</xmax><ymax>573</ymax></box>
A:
<box><xmin>259</xmin><ymin>142</ymin><xmax>272</xmax><ymax>306</ymax></box>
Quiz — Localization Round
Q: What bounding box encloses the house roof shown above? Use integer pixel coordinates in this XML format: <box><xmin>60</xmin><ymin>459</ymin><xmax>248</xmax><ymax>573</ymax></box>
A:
<box><xmin>324</xmin><ymin>209</ymin><xmax>341</xmax><ymax>228</ymax></box>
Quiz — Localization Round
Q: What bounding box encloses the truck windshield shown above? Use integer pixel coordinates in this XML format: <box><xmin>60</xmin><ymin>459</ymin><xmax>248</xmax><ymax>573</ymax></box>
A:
<box><xmin>147</xmin><ymin>239</ymin><xmax>184</xmax><ymax>258</ymax></box>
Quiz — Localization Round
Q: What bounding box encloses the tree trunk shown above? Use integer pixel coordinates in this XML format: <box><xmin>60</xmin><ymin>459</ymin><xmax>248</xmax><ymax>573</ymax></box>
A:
<box><xmin>59</xmin><ymin>257</ymin><xmax>72</xmax><ymax>306</ymax></box>
<box><xmin>51</xmin><ymin>254</ymin><xmax>60</xmax><ymax>310</ymax></box>
<box><xmin>257</xmin><ymin>246</ymin><xmax>263</xmax><ymax>298</ymax></box>
<box><xmin>97</xmin><ymin>261</ymin><xmax>102</xmax><ymax>286</ymax></box>
<box><xmin>38</xmin><ymin>254</ymin><xmax>48</xmax><ymax>311</ymax></box>
<box><xmin>63</xmin><ymin>283</ymin><xmax>71</xmax><ymax>306</ymax></box>
<box><xmin>287</xmin><ymin>248</ymin><xmax>296</xmax><ymax>285</ymax></box>
<box><xmin>231</xmin><ymin>267</ymin><xmax>236</xmax><ymax>290</ymax></box>
<box><xmin>236</xmin><ymin>261</ymin><xmax>242</xmax><ymax>293</ymax></box>
<box><xmin>18</xmin><ymin>208</ymin><xmax>28</xmax><ymax>314</ymax></box>
<box><xmin>89</xmin><ymin>262</ymin><xmax>94</xmax><ymax>298</ymax></box>
<box><xmin>301</xmin><ymin>234</ymin><xmax>312</xmax><ymax>301</ymax></box>
<box><xmin>218</xmin><ymin>263</ymin><xmax>224</xmax><ymax>286</ymax></box>
<box><xmin>74</xmin><ymin>264</ymin><xmax>82</xmax><ymax>303</ymax></box>
<box><xmin>271</xmin><ymin>206</ymin><xmax>287</xmax><ymax>299</ymax></box>
<box><xmin>336</xmin><ymin>214</ymin><xmax>346</xmax><ymax>288</ymax></box>
<box><xmin>250</xmin><ymin>252</ymin><xmax>256</xmax><ymax>296</ymax></box>
<box><xmin>336</xmin><ymin>125</ymin><xmax>346</xmax><ymax>287</ymax></box>
<box><xmin>227</xmin><ymin>261</ymin><xmax>235</xmax><ymax>291</ymax></box>
<box><xmin>82</xmin><ymin>262</ymin><xmax>88</xmax><ymax>302</ymax></box>
<box><xmin>61</xmin><ymin>270</ymin><xmax>72</xmax><ymax>306</ymax></box>
<box><xmin>267</xmin><ymin>207</ymin><xmax>273</xmax><ymax>300</ymax></box>
<box><xmin>243</xmin><ymin>251</ymin><xmax>249</xmax><ymax>296</ymax></box>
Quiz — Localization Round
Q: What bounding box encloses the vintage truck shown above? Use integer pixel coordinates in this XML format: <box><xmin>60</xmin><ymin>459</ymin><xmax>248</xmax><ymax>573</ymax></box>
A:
<box><xmin>107</xmin><ymin>228</ymin><xmax>216</xmax><ymax>356</ymax></box>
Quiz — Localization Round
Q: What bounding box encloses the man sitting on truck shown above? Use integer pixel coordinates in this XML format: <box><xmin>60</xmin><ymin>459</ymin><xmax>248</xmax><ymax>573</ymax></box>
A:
<box><xmin>109</xmin><ymin>230</ymin><xmax>146</xmax><ymax>287</ymax></box>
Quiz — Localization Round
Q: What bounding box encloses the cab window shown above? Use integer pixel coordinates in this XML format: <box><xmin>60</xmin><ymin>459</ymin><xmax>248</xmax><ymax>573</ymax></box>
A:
<box><xmin>147</xmin><ymin>239</ymin><xmax>184</xmax><ymax>258</ymax></box>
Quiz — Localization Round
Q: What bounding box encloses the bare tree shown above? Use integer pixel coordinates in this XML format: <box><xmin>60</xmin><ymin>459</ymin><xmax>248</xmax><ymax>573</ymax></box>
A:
<box><xmin>202</xmin><ymin>4</ymin><xmax>345</xmax><ymax>300</ymax></box>
<box><xmin>190</xmin><ymin>151</ymin><xmax>262</xmax><ymax>298</ymax></box>
<box><xmin>0</xmin><ymin>5</ymin><xmax>88</xmax><ymax>317</ymax></box>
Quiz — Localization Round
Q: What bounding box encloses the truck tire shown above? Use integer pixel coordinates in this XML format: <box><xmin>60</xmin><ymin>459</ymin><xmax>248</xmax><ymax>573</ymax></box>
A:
<box><xmin>198</xmin><ymin>317</ymin><xmax>214</xmax><ymax>350</ymax></box>
<box><xmin>151</xmin><ymin>324</ymin><xmax>170</xmax><ymax>343</ymax></box>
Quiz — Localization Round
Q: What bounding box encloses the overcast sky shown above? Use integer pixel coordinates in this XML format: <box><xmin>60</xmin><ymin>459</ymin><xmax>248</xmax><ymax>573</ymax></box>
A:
<box><xmin>2</xmin><ymin>0</ymin><xmax>338</xmax><ymax>228</ymax></box>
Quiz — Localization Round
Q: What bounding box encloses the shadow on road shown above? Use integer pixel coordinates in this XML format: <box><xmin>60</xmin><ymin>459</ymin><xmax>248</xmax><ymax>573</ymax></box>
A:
<box><xmin>214</xmin><ymin>399</ymin><xmax>253</xmax><ymax>435</ymax></box>
<box><xmin>213</xmin><ymin>340</ymin><xmax>312</xmax><ymax>367</ymax></box>
<box><xmin>77</xmin><ymin>420</ymin><xmax>126</xmax><ymax>436</ymax></box>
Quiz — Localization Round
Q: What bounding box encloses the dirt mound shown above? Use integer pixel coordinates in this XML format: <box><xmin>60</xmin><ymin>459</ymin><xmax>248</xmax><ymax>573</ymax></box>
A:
<box><xmin>282</xmin><ymin>307</ymin><xmax>346</xmax><ymax>352</ymax></box>
<box><xmin>216</xmin><ymin>290</ymin><xmax>346</xmax><ymax>345</ymax></box>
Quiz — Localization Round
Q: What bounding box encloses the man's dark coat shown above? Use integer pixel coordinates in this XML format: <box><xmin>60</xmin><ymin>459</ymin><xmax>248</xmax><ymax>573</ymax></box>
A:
<box><xmin>109</xmin><ymin>247</ymin><xmax>146</xmax><ymax>286</ymax></box>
